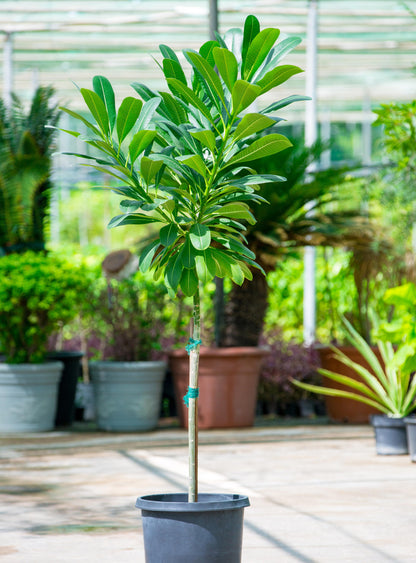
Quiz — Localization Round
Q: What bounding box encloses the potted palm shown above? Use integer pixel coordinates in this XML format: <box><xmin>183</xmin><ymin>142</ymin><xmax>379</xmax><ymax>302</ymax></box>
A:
<box><xmin>0</xmin><ymin>251</ymin><xmax>90</xmax><ymax>432</ymax></box>
<box><xmin>60</xmin><ymin>14</ymin><xmax>305</xmax><ymax>562</ymax></box>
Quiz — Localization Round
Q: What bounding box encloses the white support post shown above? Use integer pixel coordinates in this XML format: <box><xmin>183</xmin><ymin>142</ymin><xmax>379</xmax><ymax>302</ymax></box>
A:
<box><xmin>303</xmin><ymin>0</ymin><xmax>319</xmax><ymax>346</ymax></box>
<box><xmin>3</xmin><ymin>32</ymin><xmax>13</xmax><ymax>109</ymax></box>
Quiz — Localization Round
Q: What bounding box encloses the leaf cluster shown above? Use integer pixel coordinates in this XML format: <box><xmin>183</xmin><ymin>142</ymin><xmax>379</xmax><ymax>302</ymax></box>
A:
<box><xmin>60</xmin><ymin>15</ymin><xmax>306</xmax><ymax>297</ymax></box>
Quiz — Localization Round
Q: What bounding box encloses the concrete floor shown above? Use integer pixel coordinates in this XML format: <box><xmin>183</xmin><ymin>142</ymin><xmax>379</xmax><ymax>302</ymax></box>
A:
<box><xmin>0</xmin><ymin>421</ymin><xmax>415</xmax><ymax>562</ymax></box>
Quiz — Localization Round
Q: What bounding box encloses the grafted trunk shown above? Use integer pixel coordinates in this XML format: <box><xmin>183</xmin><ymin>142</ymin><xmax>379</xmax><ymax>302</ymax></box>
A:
<box><xmin>222</xmin><ymin>268</ymin><xmax>268</xmax><ymax>347</ymax></box>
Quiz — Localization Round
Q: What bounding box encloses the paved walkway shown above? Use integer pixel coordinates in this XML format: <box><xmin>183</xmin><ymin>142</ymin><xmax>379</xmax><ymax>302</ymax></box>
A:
<box><xmin>1</xmin><ymin>420</ymin><xmax>416</xmax><ymax>562</ymax></box>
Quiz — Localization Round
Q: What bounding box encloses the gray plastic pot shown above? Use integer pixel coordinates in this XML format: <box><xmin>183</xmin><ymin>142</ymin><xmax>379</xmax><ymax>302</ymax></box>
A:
<box><xmin>404</xmin><ymin>416</ymin><xmax>416</xmax><ymax>462</ymax></box>
<box><xmin>371</xmin><ymin>414</ymin><xmax>408</xmax><ymax>455</ymax></box>
<box><xmin>136</xmin><ymin>493</ymin><xmax>250</xmax><ymax>563</ymax></box>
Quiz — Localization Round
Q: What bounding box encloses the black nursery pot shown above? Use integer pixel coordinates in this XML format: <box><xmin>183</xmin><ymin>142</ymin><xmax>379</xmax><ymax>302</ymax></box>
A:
<box><xmin>136</xmin><ymin>493</ymin><xmax>250</xmax><ymax>563</ymax></box>
<box><xmin>404</xmin><ymin>416</ymin><xmax>416</xmax><ymax>462</ymax></box>
<box><xmin>47</xmin><ymin>351</ymin><xmax>83</xmax><ymax>426</ymax></box>
<box><xmin>371</xmin><ymin>414</ymin><xmax>408</xmax><ymax>455</ymax></box>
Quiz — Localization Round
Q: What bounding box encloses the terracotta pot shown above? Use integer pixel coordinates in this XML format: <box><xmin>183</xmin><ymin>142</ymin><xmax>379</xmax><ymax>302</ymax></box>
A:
<box><xmin>317</xmin><ymin>345</ymin><xmax>381</xmax><ymax>424</ymax></box>
<box><xmin>169</xmin><ymin>347</ymin><xmax>267</xmax><ymax>429</ymax></box>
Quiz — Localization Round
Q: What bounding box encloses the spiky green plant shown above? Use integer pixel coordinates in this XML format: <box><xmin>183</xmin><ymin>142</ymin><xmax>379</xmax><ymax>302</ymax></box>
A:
<box><xmin>60</xmin><ymin>14</ymin><xmax>305</xmax><ymax>501</ymax></box>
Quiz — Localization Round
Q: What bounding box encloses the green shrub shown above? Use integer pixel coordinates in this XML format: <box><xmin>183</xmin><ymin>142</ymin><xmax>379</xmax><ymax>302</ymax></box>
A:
<box><xmin>0</xmin><ymin>251</ymin><xmax>91</xmax><ymax>363</ymax></box>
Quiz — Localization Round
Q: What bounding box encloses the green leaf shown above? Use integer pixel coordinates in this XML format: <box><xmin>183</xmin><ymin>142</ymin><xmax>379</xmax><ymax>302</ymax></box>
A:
<box><xmin>244</xmin><ymin>28</ymin><xmax>281</xmax><ymax>81</ymax></box>
<box><xmin>190</xmin><ymin>130</ymin><xmax>216</xmax><ymax>154</ymax></box>
<box><xmin>138</xmin><ymin>239</ymin><xmax>160</xmax><ymax>272</ymax></box>
<box><xmin>199</xmin><ymin>40</ymin><xmax>220</xmax><ymax>66</ymax></box>
<box><xmin>165</xmin><ymin>251</ymin><xmax>184</xmax><ymax>290</ymax></box>
<box><xmin>232</xmin><ymin>113</ymin><xmax>276</xmax><ymax>143</ymax></box>
<box><xmin>140</xmin><ymin>156</ymin><xmax>164</xmax><ymax>185</ymax></box>
<box><xmin>213</xmin><ymin>47</ymin><xmax>238</xmax><ymax>92</ymax></box>
<box><xmin>107</xmin><ymin>213</ymin><xmax>159</xmax><ymax>229</ymax></box>
<box><xmin>195</xmin><ymin>253</ymin><xmax>215</xmax><ymax>284</ymax></box>
<box><xmin>59</xmin><ymin>107</ymin><xmax>101</xmax><ymax>138</ymax></box>
<box><xmin>256</xmin><ymin>65</ymin><xmax>303</xmax><ymax>94</ymax></box>
<box><xmin>261</xmin><ymin>94</ymin><xmax>311</xmax><ymax>115</ymax></box>
<box><xmin>93</xmin><ymin>75</ymin><xmax>116</xmax><ymax>132</ymax></box>
<box><xmin>231</xmin><ymin>81</ymin><xmax>262</xmax><ymax>115</ymax></box>
<box><xmin>189</xmin><ymin>224</ymin><xmax>211</xmax><ymax>250</ymax></box>
<box><xmin>230</xmin><ymin>262</ymin><xmax>245</xmax><ymax>285</ymax></box>
<box><xmin>181</xmin><ymin>235</ymin><xmax>196</xmax><ymax>268</ymax></box>
<box><xmin>185</xmin><ymin>50</ymin><xmax>226</xmax><ymax>107</ymax></box>
<box><xmin>80</xmin><ymin>88</ymin><xmax>110</xmax><ymax>135</ymax></box>
<box><xmin>160</xmin><ymin>223</ymin><xmax>180</xmax><ymax>247</ymax></box>
<box><xmin>167</xmin><ymin>78</ymin><xmax>214</xmax><ymax>124</ymax></box>
<box><xmin>213</xmin><ymin>202</ymin><xmax>256</xmax><ymax>225</ymax></box>
<box><xmin>136</xmin><ymin>97</ymin><xmax>161</xmax><ymax>130</ymax></box>
<box><xmin>241</xmin><ymin>15</ymin><xmax>260</xmax><ymax>78</ymax></box>
<box><xmin>162</xmin><ymin>58</ymin><xmax>187</xmax><ymax>85</ymax></box>
<box><xmin>226</xmin><ymin>133</ymin><xmax>292</xmax><ymax>166</ymax></box>
<box><xmin>129</xmin><ymin>130</ymin><xmax>157</xmax><ymax>164</ymax></box>
<box><xmin>119</xmin><ymin>199</ymin><xmax>142</xmax><ymax>212</ymax></box>
<box><xmin>160</xmin><ymin>91</ymin><xmax>188</xmax><ymax>125</ymax></box>
<box><xmin>180</xmin><ymin>155</ymin><xmax>207</xmax><ymax>178</ymax></box>
<box><xmin>116</xmin><ymin>97</ymin><xmax>143</xmax><ymax>144</ymax></box>
<box><xmin>256</xmin><ymin>36</ymin><xmax>302</xmax><ymax>80</ymax></box>
<box><xmin>159</xmin><ymin>44</ymin><xmax>181</xmax><ymax>65</ymax></box>
<box><xmin>180</xmin><ymin>268</ymin><xmax>199</xmax><ymax>297</ymax></box>
<box><xmin>209</xmin><ymin>248</ymin><xmax>233</xmax><ymax>278</ymax></box>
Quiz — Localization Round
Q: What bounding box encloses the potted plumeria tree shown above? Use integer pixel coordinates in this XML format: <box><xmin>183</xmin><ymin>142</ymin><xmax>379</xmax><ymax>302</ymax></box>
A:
<box><xmin>61</xmin><ymin>14</ymin><xmax>305</xmax><ymax>562</ymax></box>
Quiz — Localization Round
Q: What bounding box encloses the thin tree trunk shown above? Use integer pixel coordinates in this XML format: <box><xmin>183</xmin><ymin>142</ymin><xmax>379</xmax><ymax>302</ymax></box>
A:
<box><xmin>222</xmin><ymin>268</ymin><xmax>269</xmax><ymax>347</ymax></box>
<box><xmin>188</xmin><ymin>289</ymin><xmax>201</xmax><ymax>502</ymax></box>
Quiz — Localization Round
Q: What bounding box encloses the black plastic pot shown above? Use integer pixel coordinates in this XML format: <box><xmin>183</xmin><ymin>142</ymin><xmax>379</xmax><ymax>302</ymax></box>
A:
<box><xmin>136</xmin><ymin>493</ymin><xmax>249</xmax><ymax>563</ymax></box>
<box><xmin>405</xmin><ymin>416</ymin><xmax>416</xmax><ymax>462</ymax></box>
<box><xmin>371</xmin><ymin>414</ymin><xmax>408</xmax><ymax>455</ymax></box>
<box><xmin>47</xmin><ymin>351</ymin><xmax>83</xmax><ymax>426</ymax></box>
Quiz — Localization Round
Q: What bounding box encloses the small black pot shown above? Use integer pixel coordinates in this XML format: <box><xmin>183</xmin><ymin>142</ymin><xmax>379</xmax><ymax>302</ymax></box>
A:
<box><xmin>404</xmin><ymin>416</ymin><xmax>416</xmax><ymax>462</ymax></box>
<box><xmin>47</xmin><ymin>351</ymin><xmax>83</xmax><ymax>426</ymax></box>
<box><xmin>136</xmin><ymin>493</ymin><xmax>249</xmax><ymax>563</ymax></box>
<box><xmin>371</xmin><ymin>414</ymin><xmax>408</xmax><ymax>455</ymax></box>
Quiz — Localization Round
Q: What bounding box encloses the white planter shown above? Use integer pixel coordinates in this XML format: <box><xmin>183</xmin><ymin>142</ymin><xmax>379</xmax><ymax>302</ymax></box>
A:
<box><xmin>0</xmin><ymin>362</ymin><xmax>62</xmax><ymax>432</ymax></box>
<box><xmin>90</xmin><ymin>361</ymin><xmax>166</xmax><ymax>431</ymax></box>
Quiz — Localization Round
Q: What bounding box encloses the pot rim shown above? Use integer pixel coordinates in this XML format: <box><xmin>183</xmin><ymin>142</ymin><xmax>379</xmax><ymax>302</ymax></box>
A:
<box><xmin>136</xmin><ymin>493</ymin><xmax>250</xmax><ymax>512</ymax></box>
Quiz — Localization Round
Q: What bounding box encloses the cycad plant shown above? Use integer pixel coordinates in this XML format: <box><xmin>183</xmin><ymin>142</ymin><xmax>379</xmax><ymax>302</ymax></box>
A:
<box><xmin>60</xmin><ymin>15</ymin><xmax>305</xmax><ymax>501</ymax></box>
<box><xmin>0</xmin><ymin>86</ymin><xmax>60</xmax><ymax>254</ymax></box>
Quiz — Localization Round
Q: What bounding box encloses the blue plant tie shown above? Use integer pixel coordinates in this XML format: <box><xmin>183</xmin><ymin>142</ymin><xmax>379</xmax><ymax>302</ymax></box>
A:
<box><xmin>183</xmin><ymin>386</ymin><xmax>199</xmax><ymax>407</ymax></box>
<box><xmin>185</xmin><ymin>338</ymin><xmax>202</xmax><ymax>355</ymax></box>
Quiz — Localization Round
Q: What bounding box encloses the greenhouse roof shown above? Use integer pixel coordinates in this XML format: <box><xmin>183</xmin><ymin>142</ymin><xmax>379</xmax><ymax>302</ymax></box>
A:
<box><xmin>0</xmin><ymin>0</ymin><xmax>415</xmax><ymax>122</ymax></box>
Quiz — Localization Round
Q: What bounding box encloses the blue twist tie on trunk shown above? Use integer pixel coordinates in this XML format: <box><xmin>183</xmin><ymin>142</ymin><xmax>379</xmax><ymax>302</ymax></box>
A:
<box><xmin>185</xmin><ymin>338</ymin><xmax>202</xmax><ymax>355</ymax></box>
<box><xmin>183</xmin><ymin>386</ymin><xmax>199</xmax><ymax>407</ymax></box>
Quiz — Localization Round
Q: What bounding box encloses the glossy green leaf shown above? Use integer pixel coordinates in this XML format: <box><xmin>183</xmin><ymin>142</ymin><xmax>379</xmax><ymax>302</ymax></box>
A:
<box><xmin>159</xmin><ymin>44</ymin><xmax>181</xmax><ymax>65</ymax></box>
<box><xmin>226</xmin><ymin>133</ymin><xmax>292</xmax><ymax>166</ymax></box>
<box><xmin>180</xmin><ymin>155</ymin><xmax>207</xmax><ymax>178</ymax></box>
<box><xmin>213</xmin><ymin>202</ymin><xmax>256</xmax><ymax>225</ymax></box>
<box><xmin>162</xmin><ymin>58</ymin><xmax>187</xmax><ymax>85</ymax></box>
<box><xmin>136</xmin><ymin>97</ymin><xmax>161</xmax><ymax>130</ymax></box>
<box><xmin>180</xmin><ymin>268</ymin><xmax>199</xmax><ymax>296</ymax></box>
<box><xmin>241</xmin><ymin>15</ymin><xmax>260</xmax><ymax>77</ymax></box>
<box><xmin>261</xmin><ymin>94</ymin><xmax>311</xmax><ymax>115</ymax></box>
<box><xmin>231</xmin><ymin>81</ymin><xmax>262</xmax><ymax>115</ymax></box>
<box><xmin>232</xmin><ymin>113</ymin><xmax>276</xmax><ymax>143</ymax></box>
<box><xmin>209</xmin><ymin>248</ymin><xmax>233</xmax><ymax>278</ymax></box>
<box><xmin>199</xmin><ymin>40</ymin><xmax>220</xmax><ymax>67</ymax></box>
<box><xmin>189</xmin><ymin>224</ymin><xmax>211</xmax><ymax>250</ymax></box>
<box><xmin>190</xmin><ymin>130</ymin><xmax>216</xmax><ymax>154</ymax></box>
<box><xmin>59</xmin><ymin>107</ymin><xmax>102</xmax><ymax>137</ymax></box>
<box><xmin>181</xmin><ymin>235</ymin><xmax>196</xmax><ymax>268</ymax></box>
<box><xmin>167</xmin><ymin>78</ymin><xmax>214</xmax><ymax>124</ymax></box>
<box><xmin>185</xmin><ymin>50</ymin><xmax>225</xmax><ymax>106</ymax></box>
<box><xmin>256</xmin><ymin>37</ymin><xmax>302</xmax><ymax>79</ymax></box>
<box><xmin>129</xmin><ymin>130</ymin><xmax>157</xmax><ymax>164</ymax></box>
<box><xmin>256</xmin><ymin>65</ymin><xmax>303</xmax><ymax>94</ymax></box>
<box><xmin>80</xmin><ymin>88</ymin><xmax>110</xmax><ymax>135</ymax></box>
<box><xmin>160</xmin><ymin>223</ymin><xmax>180</xmax><ymax>247</ymax></box>
<box><xmin>230</xmin><ymin>262</ymin><xmax>245</xmax><ymax>285</ymax></box>
<box><xmin>138</xmin><ymin>239</ymin><xmax>161</xmax><ymax>272</ymax></box>
<box><xmin>165</xmin><ymin>251</ymin><xmax>183</xmax><ymax>290</ymax></box>
<box><xmin>140</xmin><ymin>156</ymin><xmax>164</xmax><ymax>185</ymax></box>
<box><xmin>107</xmin><ymin>213</ymin><xmax>159</xmax><ymax>229</ymax></box>
<box><xmin>195</xmin><ymin>253</ymin><xmax>215</xmax><ymax>284</ymax></box>
<box><xmin>93</xmin><ymin>75</ymin><xmax>116</xmax><ymax>131</ymax></box>
<box><xmin>116</xmin><ymin>97</ymin><xmax>143</xmax><ymax>144</ymax></box>
<box><xmin>244</xmin><ymin>28</ymin><xmax>280</xmax><ymax>81</ymax></box>
<box><xmin>213</xmin><ymin>47</ymin><xmax>238</xmax><ymax>92</ymax></box>
<box><xmin>159</xmin><ymin>92</ymin><xmax>188</xmax><ymax>125</ymax></box>
<box><xmin>119</xmin><ymin>199</ymin><xmax>142</xmax><ymax>212</ymax></box>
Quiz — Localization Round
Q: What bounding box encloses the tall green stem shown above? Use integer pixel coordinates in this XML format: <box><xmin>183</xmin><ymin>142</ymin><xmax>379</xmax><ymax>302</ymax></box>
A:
<box><xmin>188</xmin><ymin>287</ymin><xmax>201</xmax><ymax>502</ymax></box>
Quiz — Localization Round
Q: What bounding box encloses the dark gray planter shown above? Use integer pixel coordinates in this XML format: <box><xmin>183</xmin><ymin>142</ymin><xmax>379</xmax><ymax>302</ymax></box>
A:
<box><xmin>47</xmin><ymin>351</ymin><xmax>83</xmax><ymax>427</ymax></box>
<box><xmin>404</xmin><ymin>416</ymin><xmax>416</xmax><ymax>462</ymax></box>
<box><xmin>136</xmin><ymin>493</ymin><xmax>249</xmax><ymax>563</ymax></box>
<box><xmin>371</xmin><ymin>414</ymin><xmax>408</xmax><ymax>455</ymax></box>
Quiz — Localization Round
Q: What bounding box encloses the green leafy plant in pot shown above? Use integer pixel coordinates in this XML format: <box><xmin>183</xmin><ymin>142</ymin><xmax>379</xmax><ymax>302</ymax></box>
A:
<box><xmin>60</xmin><ymin>15</ymin><xmax>305</xmax><ymax>562</ymax></box>
<box><xmin>293</xmin><ymin>309</ymin><xmax>416</xmax><ymax>455</ymax></box>
<box><xmin>0</xmin><ymin>251</ymin><xmax>90</xmax><ymax>432</ymax></box>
